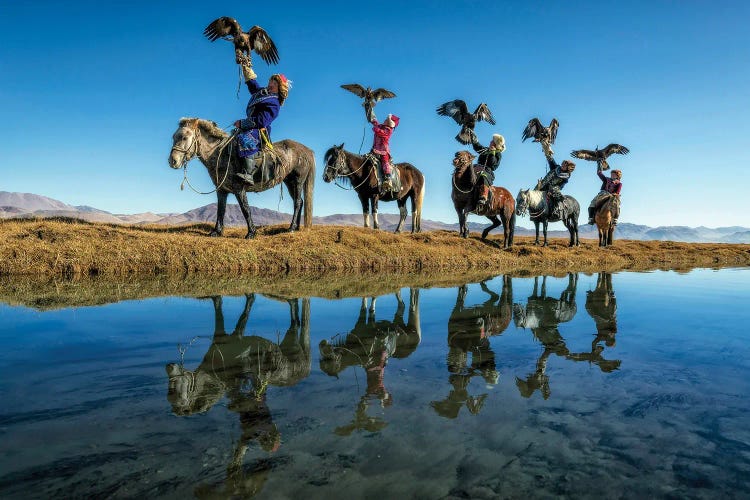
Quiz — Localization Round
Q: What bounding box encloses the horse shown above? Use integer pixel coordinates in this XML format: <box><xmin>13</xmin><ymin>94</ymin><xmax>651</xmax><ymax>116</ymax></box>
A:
<box><xmin>515</xmin><ymin>188</ymin><xmax>580</xmax><ymax>247</ymax></box>
<box><xmin>168</xmin><ymin>118</ymin><xmax>315</xmax><ymax>239</ymax></box>
<box><xmin>594</xmin><ymin>194</ymin><xmax>621</xmax><ymax>247</ymax></box>
<box><xmin>451</xmin><ymin>150</ymin><xmax>515</xmax><ymax>247</ymax></box>
<box><xmin>322</xmin><ymin>144</ymin><xmax>425</xmax><ymax>233</ymax></box>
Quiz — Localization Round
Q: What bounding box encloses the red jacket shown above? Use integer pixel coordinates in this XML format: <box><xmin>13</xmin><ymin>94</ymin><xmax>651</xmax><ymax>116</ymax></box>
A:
<box><xmin>371</xmin><ymin>116</ymin><xmax>400</xmax><ymax>156</ymax></box>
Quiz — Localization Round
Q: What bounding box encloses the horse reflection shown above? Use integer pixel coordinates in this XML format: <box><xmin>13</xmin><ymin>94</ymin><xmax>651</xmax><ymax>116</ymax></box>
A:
<box><xmin>319</xmin><ymin>289</ymin><xmax>421</xmax><ymax>435</ymax></box>
<box><xmin>568</xmin><ymin>272</ymin><xmax>620</xmax><ymax>372</ymax></box>
<box><xmin>431</xmin><ymin>277</ymin><xmax>513</xmax><ymax>418</ymax></box>
<box><xmin>513</xmin><ymin>274</ymin><xmax>578</xmax><ymax>399</ymax></box>
<box><xmin>165</xmin><ymin>294</ymin><xmax>310</xmax><ymax>498</ymax></box>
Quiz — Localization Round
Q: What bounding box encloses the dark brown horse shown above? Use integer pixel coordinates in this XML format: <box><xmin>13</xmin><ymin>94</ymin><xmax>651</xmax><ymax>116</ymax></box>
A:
<box><xmin>450</xmin><ymin>150</ymin><xmax>515</xmax><ymax>247</ymax></box>
<box><xmin>594</xmin><ymin>194</ymin><xmax>621</xmax><ymax>247</ymax></box>
<box><xmin>322</xmin><ymin>144</ymin><xmax>425</xmax><ymax>233</ymax></box>
<box><xmin>168</xmin><ymin>118</ymin><xmax>315</xmax><ymax>239</ymax></box>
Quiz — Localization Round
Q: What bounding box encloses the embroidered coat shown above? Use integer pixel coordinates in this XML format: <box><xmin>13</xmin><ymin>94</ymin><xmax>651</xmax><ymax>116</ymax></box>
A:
<box><xmin>236</xmin><ymin>78</ymin><xmax>280</xmax><ymax>158</ymax></box>
<box><xmin>371</xmin><ymin>116</ymin><xmax>400</xmax><ymax>158</ymax></box>
<box><xmin>597</xmin><ymin>168</ymin><xmax>622</xmax><ymax>195</ymax></box>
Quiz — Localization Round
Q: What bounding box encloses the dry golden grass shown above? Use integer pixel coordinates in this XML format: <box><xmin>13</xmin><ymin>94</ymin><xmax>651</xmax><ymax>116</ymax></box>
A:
<box><xmin>1</xmin><ymin>217</ymin><xmax>748</xmax><ymax>281</ymax></box>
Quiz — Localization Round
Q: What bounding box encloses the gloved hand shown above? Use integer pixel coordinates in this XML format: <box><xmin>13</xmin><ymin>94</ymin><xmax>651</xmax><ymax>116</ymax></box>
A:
<box><xmin>241</xmin><ymin>62</ymin><xmax>257</xmax><ymax>81</ymax></box>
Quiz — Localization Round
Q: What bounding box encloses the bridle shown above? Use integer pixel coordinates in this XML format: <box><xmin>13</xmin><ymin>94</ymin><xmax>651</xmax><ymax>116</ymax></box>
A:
<box><xmin>170</xmin><ymin>131</ymin><xmax>199</xmax><ymax>168</ymax></box>
<box><xmin>326</xmin><ymin>149</ymin><xmax>373</xmax><ymax>190</ymax></box>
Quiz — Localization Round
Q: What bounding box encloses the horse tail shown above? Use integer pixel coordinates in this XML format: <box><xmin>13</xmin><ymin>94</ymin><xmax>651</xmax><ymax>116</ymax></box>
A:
<box><xmin>414</xmin><ymin>176</ymin><xmax>425</xmax><ymax>232</ymax></box>
<box><xmin>303</xmin><ymin>153</ymin><xmax>315</xmax><ymax>228</ymax></box>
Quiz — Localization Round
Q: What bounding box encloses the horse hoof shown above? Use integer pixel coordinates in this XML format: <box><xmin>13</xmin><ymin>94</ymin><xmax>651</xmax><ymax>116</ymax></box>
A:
<box><xmin>288</xmin><ymin>227</ymin><xmax>297</xmax><ymax>233</ymax></box>
<box><xmin>209</xmin><ymin>231</ymin><xmax>222</xmax><ymax>237</ymax></box>
<box><xmin>245</xmin><ymin>232</ymin><xmax>256</xmax><ymax>240</ymax></box>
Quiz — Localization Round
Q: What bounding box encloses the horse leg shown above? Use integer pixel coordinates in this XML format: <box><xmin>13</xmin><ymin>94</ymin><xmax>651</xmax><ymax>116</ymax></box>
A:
<box><xmin>567</xmin><ymin>217</ymin><xmax>575</xmax><ymax>247</ymax></box>
<box><xmin>482</xmin><ymin>215</ymin><xmax>501</xmax><ymax>240</ymax></box>
<box><xmin>395</xmin><ymin>197</ymin><xmax>407</xmax><ymax>233</ymax></box>
<box><xmin>210</xmin><ymin>190</ymin><xmax>228</xmax><ymax>237</ymax></box>
<box><xmin>372</xmin><ymin>197</ymin><xmax>380</xmax><ymax>230</ymax></box>
<box><xmin>608</xmin><ymin>224</ymin><xmax>615</xmax><ymax>246</ymax></box>
<box><xmin>457</xmin><ymin>207</ymin><xmax>468</xmax><ymax>238</ymax></box>
<box><xmin>235</xmin><ymin>190</ymin><xmax>256</xmax><ymax>239</ymax></box>
<box><xmin>542</xmin><ymin>220</ymin><xmax>549</xmax><ymax>246</ymax></box>
<box><xmin>359</xmin><ymin>193</ymin><xmax>370</xmax><ymax>228</ymax></box>
<box><xmin>573</xmin><ymin>214</ymin><xmax>580</xmax><ymax>246</ymax></box>
<box><xmin>284</xmin><ymin>176</ymin><xmax>303</xmax><ymax>231</ymax></box>
<box><xmin>412</xmin><ymin>181</ymin><xmax>424</xmax><ymax>233</ymax></box>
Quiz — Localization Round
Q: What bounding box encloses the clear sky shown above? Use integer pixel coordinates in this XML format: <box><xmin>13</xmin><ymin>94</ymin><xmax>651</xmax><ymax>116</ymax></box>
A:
<box><xmin>2</xmin><ymin>0</ymin><xmax>748</xmax><ymax>227</ymax></box>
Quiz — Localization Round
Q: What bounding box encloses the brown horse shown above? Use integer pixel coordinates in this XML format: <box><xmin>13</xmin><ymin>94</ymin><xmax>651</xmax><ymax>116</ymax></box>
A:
<box><xmin>322</xmin><ymin>144</ymin><xmax>425</xmax><ymax>233</ymax></box>
<box><xmin>451</xmin><ymin>150</ymin><xmax>515</xmax><ymax>247</ymax></box>
<box><xmin>594</xmin><ymin>194</ymin><xmax>620</xmax><ymax>247</ymax></box>
<box><xmin>168</xmin><ymin>118</ymin><xmax>315</xmax><ymax>239</ymax></box>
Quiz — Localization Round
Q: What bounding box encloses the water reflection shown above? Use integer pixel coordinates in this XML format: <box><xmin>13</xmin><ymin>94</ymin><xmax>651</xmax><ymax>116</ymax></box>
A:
<box><xmin>319</xmin><ymin>289</ymin><xmax>421</xmax><ymax>435</ymax></box>
<box><xmin>165</xmin><ymin>294</ymin><xmax>310</xmax><ymax>498</ymax></box>
<box><xmin>431</xmin><ymin>276</ymin><xmax>513</xmax><ymax>418</ymax></box>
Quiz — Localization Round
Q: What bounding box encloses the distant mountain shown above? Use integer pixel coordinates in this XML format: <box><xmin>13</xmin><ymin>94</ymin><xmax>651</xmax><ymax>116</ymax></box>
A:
<box><xmin>1</xmin><ymin>192</ymin><xmax>748</xmax><ymax>243</ymax></box>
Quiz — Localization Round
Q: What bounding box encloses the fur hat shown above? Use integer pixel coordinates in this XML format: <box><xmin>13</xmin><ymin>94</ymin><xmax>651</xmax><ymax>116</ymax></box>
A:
<box><xmin>611</xmin><ymin>169</ymin><xmax>622</xmax><ymax>179</ymax></box>
<box><xmin>491</xmin><ymin>134</ymin><xmax>506</xmax><ymax>152</ymax></box>
<box><xmin>561</xmin><ymin>160</ymin><xmax>576</xmax><ymax>172</ymax></box>
<box><xmin>384</xmin><ymin>114</ymin><xmax>400</xmax><ymax>128</ymax></box>
<box><xmin>271</xmin><ymin>74</ymin><xmax>291</xmax><ymax>105</ymax></box>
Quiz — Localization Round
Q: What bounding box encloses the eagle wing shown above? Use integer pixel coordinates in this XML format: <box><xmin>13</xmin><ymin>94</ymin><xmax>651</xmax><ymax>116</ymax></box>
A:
<box><xmin>601</xmin><ymin>143</ymin><xmax>629</xmax><ymax>158</ymax></box>
<box><xmin>371</xmin><ymin>88</ymin><xmax>396</xmax><ymax>102</ymax></box>
<box><xmin>247</xmin><ymin>26</ymin><xmax>279</xmax><ymax>65</ymax></box>
<box><xmin>341</xmin><ymin>83</ymin><xmax>368</xmax><ymax>98</ymax></box>
<box><xmin>570</xmin><ymin>149</ymin><xmax>599</xmax><ymax>161</ymax></box>
<box><xmin>203</xmin><ymin>17</ymin><xmax>243</xmax><ymax>41</ymax></box>
<box><xmin>522</xmin><ymin>118</ymin><xmax>543</xmax><ymax>142</ymax></box>
<box><xmin>474</xmin><ymin>103</ymin><xmax>496</xmax><ymax>125</ymax></box>
<box><xmin>437</xmin><ymin>99</ymin><xmax>470</xmax><ymax>125</ymax></box>
<box><xmin>548</xmin><ymin>118</ymin><xmax>559</xmax><ymax>144</ymax></box>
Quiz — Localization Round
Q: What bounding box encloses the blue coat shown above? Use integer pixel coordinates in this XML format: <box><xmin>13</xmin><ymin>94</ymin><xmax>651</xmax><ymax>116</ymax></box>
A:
<box><xmin>236</xmin><ymin>78</ymin><xmax>280</xmax><ymax>158</ymax></box>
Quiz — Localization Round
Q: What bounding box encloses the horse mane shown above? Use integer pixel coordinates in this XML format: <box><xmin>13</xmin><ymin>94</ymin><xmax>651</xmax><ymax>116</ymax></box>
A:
<box><xmin>179</xmin><ymin>117</ymin><xmax>228</xmax><ymax>140</ymax></box>
<box><xmin>526</xmin><ymin>189</ymin><xmax>544</xmax><ymax>206</ymax></box>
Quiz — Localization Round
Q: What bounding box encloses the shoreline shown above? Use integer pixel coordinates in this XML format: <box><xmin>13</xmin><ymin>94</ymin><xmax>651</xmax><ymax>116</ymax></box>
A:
<box><xmin>1</xmin><ymin>218</ymin><xmax>748</xmax><ymax>279</ymax></box>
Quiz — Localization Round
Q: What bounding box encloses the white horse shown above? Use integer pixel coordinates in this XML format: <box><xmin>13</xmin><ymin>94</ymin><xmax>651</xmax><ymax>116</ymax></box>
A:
<box><xmin>516</xmin><ymin>189</ymin><xmax>580</xmax><ymax>247</ymax></box>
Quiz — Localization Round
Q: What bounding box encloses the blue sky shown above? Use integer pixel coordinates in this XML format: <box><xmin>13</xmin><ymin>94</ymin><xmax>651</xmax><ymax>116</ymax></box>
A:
<box><xmin>1</xmin><ymin>0</ymin><xmax>748</xmax><ymax>227</ymax></box>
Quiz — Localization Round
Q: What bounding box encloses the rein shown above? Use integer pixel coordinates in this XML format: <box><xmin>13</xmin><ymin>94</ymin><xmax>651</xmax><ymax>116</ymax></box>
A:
<box><xmin>331</xmin><ymin>152</ymin><xmax>375</xmax><ymax>191</ymax></box>
<box><xmin>451</xmin><ymin>167</ymin><xmax>474</xmax><ymax>194</ymax></box>
<box><xmin>177</xmin><ymin>130</ymin><xmax>237</xmax><ymax>195</ymax></box>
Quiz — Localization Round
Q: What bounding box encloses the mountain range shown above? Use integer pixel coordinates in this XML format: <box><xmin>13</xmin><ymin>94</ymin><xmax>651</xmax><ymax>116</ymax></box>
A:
<box><xmin>1</xmin><ymin>191</ymin><xmax>748</xmax><ymax>243</ymax></box>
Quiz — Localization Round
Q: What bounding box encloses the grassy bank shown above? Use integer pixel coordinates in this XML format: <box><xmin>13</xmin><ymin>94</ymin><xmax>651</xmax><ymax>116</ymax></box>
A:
<box><xmin>1</xmin><ymin>217</ymin><xmax>748</xmax><ymax>278</ymax></box>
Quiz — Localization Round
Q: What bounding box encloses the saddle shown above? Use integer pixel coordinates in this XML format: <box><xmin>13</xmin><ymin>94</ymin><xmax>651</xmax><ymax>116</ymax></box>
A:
<box><xmin>366</xmin><ymin>153</ymin><xmax>402</xmax><ymax>194</ymax></box>
<box><xmin>240</xmin><ymin>147</ymin><xmax>287</xmax><ymax>190</ymax></box>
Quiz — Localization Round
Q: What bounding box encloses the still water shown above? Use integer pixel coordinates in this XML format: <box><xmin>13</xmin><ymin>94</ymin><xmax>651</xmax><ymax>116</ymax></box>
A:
<box><xmin>1</xmin><ymin>269</ymin><xmax>749</xmax><ymax>499</ymax></box>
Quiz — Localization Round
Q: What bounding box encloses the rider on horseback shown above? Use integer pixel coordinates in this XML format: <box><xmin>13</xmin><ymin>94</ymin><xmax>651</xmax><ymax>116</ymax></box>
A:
<box><xmin>368</xmin><ymin>108</ymin><xmax>400</xmax><ymax>192</ymax></box>
<box><xmin>234</xmin><ymin>58</ymin><xmax>290</xmax><ymax>185</ymax></box>
<box><xmin>473</xmin><ymin>134</ymin><xmax>505</xmax><ymax>210</ymax></box>
<box><xmin>588</xmin><ymin>166</ymin><xmax>622</xmax><ymax>225</ymax></box>
<box><xmin>537</xmin><ymin>140</ymin><xmax>575</xmax><ymax>219</ymax></box>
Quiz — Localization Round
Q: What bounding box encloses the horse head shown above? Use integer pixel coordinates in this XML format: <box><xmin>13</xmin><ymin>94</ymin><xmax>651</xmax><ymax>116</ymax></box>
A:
<box><xmin>168</xmin><ymin>118</ymin><xmax>202</xmax><ymax>169</ymax></box>
<box><xmin>322</xmin><ymin>143</ymin><xmax>346</xmax><ymax>183</ymax></box>
<box><xmin>165</xmin><ymin>362</ymin><xmax>224</xmax><ymax>416</ymax></box>
<box><xmin>515</xmin><ymin>189</ymin><xmax>529</xmax><ymax>216</ymax></box>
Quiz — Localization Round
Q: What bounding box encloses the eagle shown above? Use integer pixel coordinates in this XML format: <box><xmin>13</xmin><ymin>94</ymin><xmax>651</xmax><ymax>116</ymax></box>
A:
<box><xmin>436</xmin><ymin>99</ymin><xmax>496</xmax><ymax>145</ymax></box>
<box><xmin>340</xmin><ymin>84</ymin><xmax>397</xmax><ymax>121</ymax></box>
<box><xmin>203</xmin><ymin>17</ymin><xmax>280</xmax><ymax>65</ymax></box>
<box><xmin>522</xmin><ymin>118</ymin><xmax>560</xmax><ymax>145</ymax></box>
<box><xmin>570</xmin><ymin>144</ymin><xmax>630</xmax><ymax>170</ymax></box>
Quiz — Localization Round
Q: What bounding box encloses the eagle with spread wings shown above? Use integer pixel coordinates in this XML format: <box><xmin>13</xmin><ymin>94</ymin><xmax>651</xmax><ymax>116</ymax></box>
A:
<box><xmin>522</xmin><ymin>117</ymin><xmax>560</xmax><ymax>145</ymax></box>
<box><xmin>203</xmin><ymin>17</ymin><xmax>280</xmax><ymax>65</ymax></box>
<box><xmin>436</xmin><ymin>99</ymin><xmax>496</xmax><ymax>145</ymax></box>
<box><xmin>340</xmin><ymin>84</ymin><xmax>397</xmax><ymax>121</ymax></box>
<box><xmin>570</xmin><ymin>144</ymin><xmax>630</xmax><ymax>170</ymax></box>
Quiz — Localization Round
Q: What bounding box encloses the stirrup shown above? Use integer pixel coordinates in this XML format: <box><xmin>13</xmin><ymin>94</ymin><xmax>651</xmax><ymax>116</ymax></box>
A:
<box><xmin>236</xmin><ymin>171</ymin><xmax>256</xmax><ymax>185</ymax></box>
<box><xmin>588</xmin><ymin>218</ymin><xmax>595</xmax><ymax>225</ymax></box>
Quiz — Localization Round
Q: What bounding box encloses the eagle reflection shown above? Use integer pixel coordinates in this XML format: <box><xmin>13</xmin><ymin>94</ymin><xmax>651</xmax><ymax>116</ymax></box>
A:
<box><xmin>319</xmin><ymin>289</ymin><xmax>421</xmax><ymax>435</ymax></box>
<box><xmin>432</xmin><ymin>276</ymin><xmax>513</xmax><ymax>418</ymax></box>
<box><xmin>165</xmin><ymin>294</ymin><xmax>310</xmax><ymax>498</ymax></box>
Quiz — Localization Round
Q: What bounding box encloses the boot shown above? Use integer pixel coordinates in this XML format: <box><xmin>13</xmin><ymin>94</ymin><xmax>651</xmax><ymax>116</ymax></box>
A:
<box><xmin>236</xmin><ymin>157</ymin><xmax>259</xmax><ymax>185</ymax></box>
<box><xmin>588</xmin><ymin>207</ymin><xmax>595</xmax><ymax>225</ymax></box>
<box><xmin>612</xmin><ymin>218</ymin><xmax>618</xmax><ymax>226</ymax></box>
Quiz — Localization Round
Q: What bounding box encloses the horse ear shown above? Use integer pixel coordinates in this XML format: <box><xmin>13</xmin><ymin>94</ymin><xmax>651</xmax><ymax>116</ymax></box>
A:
<box><xmin>338</xmin><ymin>143</ymin><xmax>344</xmax><ymax>149</ymax></box>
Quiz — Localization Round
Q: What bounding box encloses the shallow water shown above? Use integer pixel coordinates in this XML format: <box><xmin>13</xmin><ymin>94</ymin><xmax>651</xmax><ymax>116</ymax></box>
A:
<box><xmin>1</xmin><ymin>269</ymin><xmax>749</xmax><ymax>499</ymax></box>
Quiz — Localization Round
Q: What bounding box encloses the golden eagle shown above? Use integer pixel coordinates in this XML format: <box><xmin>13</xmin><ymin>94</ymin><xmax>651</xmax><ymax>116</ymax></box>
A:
<box><xmin>571</xmin><ymin>144</ymin><xmax>630</xmax><ymax>170</ymax></box>
<box><xmin>203</xmin><ymin>17</ymin><xmax>280</xmax><ymax>65</ymax></box>
<box><xmin>436</xmin><ymin>99</ymin><xmax>496</xmax><ymax>145</ymax></box>
<box><xmin>340</xmin><ymin>84</ymin><xmax>397</xmax><ymax>121</ymax></box>
<box><xmin>522</xmin><ymin>117</ymin><xmax>559</xmax><ymax>144</ymax></box>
